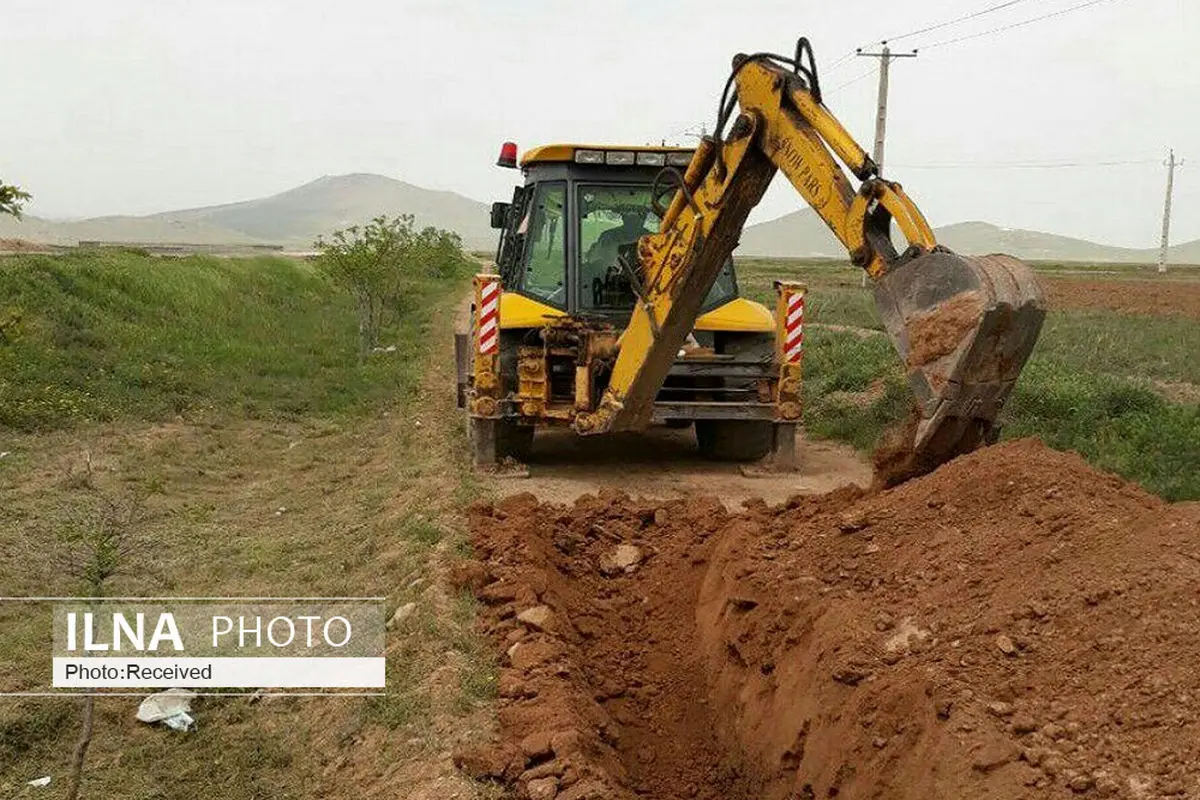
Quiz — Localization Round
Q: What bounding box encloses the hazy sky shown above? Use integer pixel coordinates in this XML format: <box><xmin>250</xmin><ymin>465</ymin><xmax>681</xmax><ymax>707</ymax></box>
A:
<box><xmin>4</xmin><ymin>0</ymin><xmax>1195</xmax><ymax>247</ymax></box>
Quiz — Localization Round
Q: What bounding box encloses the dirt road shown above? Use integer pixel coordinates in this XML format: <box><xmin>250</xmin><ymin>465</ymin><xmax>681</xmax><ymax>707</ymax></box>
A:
<box><xmin>490</xmin><ymin>426</ymin><xmax>870</xmax><ymax>506</ymax></box>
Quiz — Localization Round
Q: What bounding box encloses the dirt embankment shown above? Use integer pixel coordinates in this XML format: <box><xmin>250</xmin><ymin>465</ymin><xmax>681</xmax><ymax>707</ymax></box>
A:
<box><xmin>457</xmin><ymin>439</ymin><xmax>1200</xmax><ymax>800</ymax></box>
<box><xmin>0</xmin><ymin>237</ymin><xmax>55</xmax><ymax>253</ymax></box>
<box><xmin>1042</xmin><ymin>278</ymin><xmax>1200</xmax><ymax>319</ymax></box>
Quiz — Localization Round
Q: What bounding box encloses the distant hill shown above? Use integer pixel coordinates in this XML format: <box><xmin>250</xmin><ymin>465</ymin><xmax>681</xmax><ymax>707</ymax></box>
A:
<box><xmin>0</xmin><ymin>214</ymin><xmax>263</xmax><ymax>247</ymax></box>
<box><xmin>934</xmin><ymin>221</ymin><xmax>1145</xmax><ymax>262</ymax></box>
<box><xmin>146</xmin><ymin>173</ymin><xmax>494</xmax><ymax>250</ymax></box>
<box><xmin>6</xmin><ymin>176</ymin><xmax>1196</xmax><ymax>264</ymax></box>
<box><xmin>738</xmin><ymin>210</ymin><xmax>843</xmax><ymax>258</ymax></box>
<box><xmin>0</xmin><ymin>173</ymin><xmax>495</xmax><ymax>251</ymax></box>
<box><xmin>738</xmin><ymin>210</ymin><xmax>1199</xmax><ymax>264</ymax></box>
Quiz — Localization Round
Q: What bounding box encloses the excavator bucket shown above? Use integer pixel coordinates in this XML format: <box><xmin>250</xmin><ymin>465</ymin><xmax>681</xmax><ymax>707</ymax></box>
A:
<box><xmin>873</xmin><ymin>250</ymin><xmax>1046</xmax><ymax>466</ymax></box>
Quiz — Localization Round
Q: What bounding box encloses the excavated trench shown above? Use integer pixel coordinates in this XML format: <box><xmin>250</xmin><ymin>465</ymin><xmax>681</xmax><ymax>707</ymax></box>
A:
<box><xmin>454</xmin><ymin>439</ymin><xmax>1200</xmax><ymax>800</ymax></box>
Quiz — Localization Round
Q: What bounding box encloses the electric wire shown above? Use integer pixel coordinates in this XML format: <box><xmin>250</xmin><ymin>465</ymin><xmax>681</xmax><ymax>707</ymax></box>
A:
<box><xmin>891</xmin><ymin>158</ymin><xmax>1158</xmax><ymax>169</ymax></box>
<box><xmin>922</xmin><ymin>0</ymin><xmax>1120</xmax><ymax>48</ymax></box>
<box><xmin>833</xmin><ymin>66</ymin><xmax>879</xmax><ymax>92</ymax></box>
<box><xmin>880</xmin><ymin>0</ymin><xmax>1041</xmax><ymax>44</ymax></box>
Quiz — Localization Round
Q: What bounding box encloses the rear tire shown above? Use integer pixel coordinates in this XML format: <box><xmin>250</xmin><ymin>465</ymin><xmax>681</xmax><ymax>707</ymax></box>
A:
<box><xmin>695</xmin><ymin>420</ymin><xmax>772</xmax><ymax>462</ymax></box>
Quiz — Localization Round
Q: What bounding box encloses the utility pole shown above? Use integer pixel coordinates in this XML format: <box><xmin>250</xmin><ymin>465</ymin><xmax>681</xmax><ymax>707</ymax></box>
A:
<box><xmin>855</xmin><ymin>42</ymin><xmax>918</xmax><ymax>174</ymax></box>
<box><xmin>855</xmin><ymin>42</ymin><xmax>916</xmax><ymax>284</ymax></box>
<box><xmin>1159</xmin><ymin>149</ymin><xmax>1184</xmax><ymax>274</ymax></box>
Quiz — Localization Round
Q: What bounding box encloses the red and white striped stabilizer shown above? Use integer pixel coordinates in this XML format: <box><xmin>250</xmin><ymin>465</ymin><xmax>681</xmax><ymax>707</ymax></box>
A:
<box><xmin>783</xmin><ymin>291</ymin><xmax>804</xmax><ymax>364</ymax></box>
<box><xmin>477</xmin><ymin>278</ymin><xmax>501</xmax><ymax>355</ymax></box>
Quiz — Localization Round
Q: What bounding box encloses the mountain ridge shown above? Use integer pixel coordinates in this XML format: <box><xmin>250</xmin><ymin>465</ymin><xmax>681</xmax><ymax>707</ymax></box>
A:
<box><xmin>2</xmin><ymin>174</ymin><xmax>1194</xmax><ymax>263</ymax></box>
<box><xmin>0</xmin><ymin>173</ymin><xmax>494</xmax><ymax>251</ymax></box>
<box><xmin>737</xmin><ymin>209</ymin><xmax>1199</xmax><ymax>263</ymax></box>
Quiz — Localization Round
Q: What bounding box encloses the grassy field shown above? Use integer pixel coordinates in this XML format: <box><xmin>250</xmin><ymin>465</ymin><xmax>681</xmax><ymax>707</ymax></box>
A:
<box><xmin>0</xmin><ymin>250</ymin><xmax>499</xmax><ymax>799</ymax></box>
<box><xmin>0</xmin><ymin>249</ymin><xmax>455</xmax><ymax>432</ymax></box>
<box><xmin>736</xmin><ymin>257</ymin><xmax>1200</xmax><ymax>501</ymax></box>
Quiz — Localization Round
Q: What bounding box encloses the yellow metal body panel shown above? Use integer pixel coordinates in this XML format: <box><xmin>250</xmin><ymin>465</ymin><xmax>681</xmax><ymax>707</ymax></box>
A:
<box><xmin>520</xmin><ymin>143</ymin><xmax>695</xmax><ymax>167</ymax></box>
<box><xmin>694</xmin><ymin>298</ymin><xmax>774</xmax><ymax>332</ymax></box>
<box><xmin>500</xmin><ymin>291</ymin><xmax>769</xmax><ymax>334</ymax></box>
<box><xmin>499</xmin><ymin>293</ymin><xmax>566</xmax><ymax>329</ymax></box>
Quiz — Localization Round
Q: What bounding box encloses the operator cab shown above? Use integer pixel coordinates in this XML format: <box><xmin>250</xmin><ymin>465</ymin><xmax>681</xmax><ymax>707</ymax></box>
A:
<box><xmin>491</xmin><ymin>143</ymin><xmax>739</xmax><ymax>322</ymax></box>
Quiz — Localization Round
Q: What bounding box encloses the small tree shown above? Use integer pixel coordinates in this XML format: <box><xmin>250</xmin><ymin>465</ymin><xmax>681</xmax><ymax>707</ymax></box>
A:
<box><xmin>1</xmin><ymin>180</ymin><xmax>30</xmax><ymax>218</ymax></box>
<box><xmin>314</xmin><ymin>214</ymin><xmax>472</xmax><ymax>359</ymax></box>
<box><xmin>54</xmin><ymin>482</ymin><xmax>150</xmax><ymax>800</ymax></box>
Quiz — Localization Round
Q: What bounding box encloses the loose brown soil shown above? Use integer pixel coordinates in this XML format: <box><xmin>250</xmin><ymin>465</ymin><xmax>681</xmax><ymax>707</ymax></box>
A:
<box><xmin>1042</xmin><ymin>278</ymin><xmax>1200</xmax><ymax>319</ymax></box>
<box><xmin>904</xmin><ymin>291</ymin><xmax>986</xmax><ymax>368</ymax></box>
<box><xmin>458</xmin><ymin>439</ymin><xmax>1200</xmax><ymax>799</ymax></box>
<box><xmin>0</xmin><ymin>237</ymin><xmax>55</xmax><ymax>253</ymax></box>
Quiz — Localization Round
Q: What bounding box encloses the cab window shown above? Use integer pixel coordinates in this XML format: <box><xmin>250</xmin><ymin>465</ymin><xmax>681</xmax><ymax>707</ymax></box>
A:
<box><xmin>518</xmin><ymin>181</ymin><xmax>567</xmax><ymax>308</ymax></box>
<box><xmin>577</xmin><ymin>182</ymin><xmax>737</xmax><ymax>312</ymax></box>
<box><xmin>578</xmin><ymin>184</ymin><xmax>657</xmax><ymax>310</ymax></box>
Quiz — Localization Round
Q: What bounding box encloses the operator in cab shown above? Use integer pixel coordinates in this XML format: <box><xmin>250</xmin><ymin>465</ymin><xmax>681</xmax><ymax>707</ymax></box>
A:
<box><xmin>585</xmin><ymin>212</ymin><xmax>652</xmax><ymax>272</ymax></box>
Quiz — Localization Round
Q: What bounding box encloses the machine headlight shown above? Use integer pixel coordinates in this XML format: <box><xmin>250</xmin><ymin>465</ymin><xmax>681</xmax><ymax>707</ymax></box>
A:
<box><xmin>636</xmin><ymin>152</ymin><xmax>666</xmax><ymax>166</ymax></box>
<box><xmin>574</xmin><ymin>149</ymin><xmax>605</xmax><ymax>164</ymax></box>
<box><xmin>666</xmin><ymin>151</ymin><xmax>694</xmax><ymax>167</ymax></box>
<box><xmin>605</xmin><ymin>151</ymin><xmax>636</xmax><ymax>165</ymax></box>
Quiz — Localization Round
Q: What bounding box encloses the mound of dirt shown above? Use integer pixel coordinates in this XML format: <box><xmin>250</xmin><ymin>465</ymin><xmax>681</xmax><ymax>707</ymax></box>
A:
<box><xmin>0</xmin><ymin>237</ymin><xmax>53</xmax><ymax>253</ymax></box>
<box><xmin>457</xmin><ymin>440</ymin><xmax>1200</xmax><ymax>799</ymax></box>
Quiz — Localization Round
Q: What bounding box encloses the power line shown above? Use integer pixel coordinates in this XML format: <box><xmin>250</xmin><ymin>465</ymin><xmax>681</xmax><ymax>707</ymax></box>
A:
<box><xmin>830</xmin><ymin>0</ymin><xmax>1040</xmax><ymax>71</ymax></box>
<box><xmin>825</xmin><ymin>51</ymin><xmax>859</xmax><ymax>72</ymax></box>
<box><xmin>922</xmin><ymin>0</ymin><xmax>1120</xmax><ymax>49</ymax></box>
<box><xmin>881</xmin><ymin>0</ymin><xmax>1040</xmax><ymax>44</ymax></box>
<box><xmin>833</xmin><ymin>65</ymin><xmax>878</xmax><ymax>91</ymax></box>
<box><xmin>891</xmin><ymin>158</ymin><xmax>1158</xmax><ymax>169</ymax></box>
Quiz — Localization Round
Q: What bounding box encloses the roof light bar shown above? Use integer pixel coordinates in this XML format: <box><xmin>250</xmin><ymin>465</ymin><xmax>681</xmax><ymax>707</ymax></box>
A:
<box><xmin>605</xmin><ymin>151</ymin><xmax>636</xmax><ymax>166</ymax></box>
<box><xmin>636</xmin><ymin>152</ymin><xmax>666</xmax><ymax>166</ymax></box>
<box><xmin>666</xmin><ymin>151</ymin><xmax>694</xmax><ymax>167</ymax></box>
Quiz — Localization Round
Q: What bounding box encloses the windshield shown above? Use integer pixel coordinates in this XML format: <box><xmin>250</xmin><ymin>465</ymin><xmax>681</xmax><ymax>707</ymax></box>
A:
<box><xmin>577</xmin><ymin>183</ymin><xmax>736</xmax><ymax>312</ymax></box>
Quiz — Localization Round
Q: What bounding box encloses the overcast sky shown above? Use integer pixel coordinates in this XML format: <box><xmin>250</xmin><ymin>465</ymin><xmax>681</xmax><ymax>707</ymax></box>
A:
<box><xmin>4</xmin><ymin>0</ymin><xmax>1195</xmax><ymax>247</ymax></box>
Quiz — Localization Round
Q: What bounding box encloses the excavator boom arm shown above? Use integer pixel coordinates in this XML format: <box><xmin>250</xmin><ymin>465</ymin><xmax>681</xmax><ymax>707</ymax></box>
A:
<box><xmin>576</xmin><ymin>44</ymin><xmax>1045</xmax><ymax>471</ymax></box>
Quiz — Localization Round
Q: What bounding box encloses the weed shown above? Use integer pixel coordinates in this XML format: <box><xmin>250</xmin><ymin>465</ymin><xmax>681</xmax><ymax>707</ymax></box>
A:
<box><xmin>403</xmin><ymin>516</ymin><xmax>444</xmax><ymax>548</ymax></box>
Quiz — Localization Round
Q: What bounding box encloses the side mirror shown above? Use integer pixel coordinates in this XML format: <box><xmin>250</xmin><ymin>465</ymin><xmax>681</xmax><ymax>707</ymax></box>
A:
<box><xmin>490</xmin><ymin>202</ymin><xmax>510</xmax><ymax>229</ymax></box>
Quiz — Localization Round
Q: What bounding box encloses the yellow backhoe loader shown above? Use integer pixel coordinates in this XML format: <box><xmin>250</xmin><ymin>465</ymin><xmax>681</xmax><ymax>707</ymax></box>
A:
<box><xmin>456</xmin><ymin>38</ymin><xmax>1045</xmax><ymax>473</ymax></box>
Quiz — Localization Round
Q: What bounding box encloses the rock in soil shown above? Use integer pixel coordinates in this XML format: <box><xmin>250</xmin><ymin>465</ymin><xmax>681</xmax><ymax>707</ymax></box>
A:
<box><xmin>459</xmin><ymin>439</ymin><xmax>1200</xmax><ymax>800</ymax></box>
<box><xmin>598</xmin><ymin>544</ymin><xmax>642</xmax><ymax>575</ymax></box>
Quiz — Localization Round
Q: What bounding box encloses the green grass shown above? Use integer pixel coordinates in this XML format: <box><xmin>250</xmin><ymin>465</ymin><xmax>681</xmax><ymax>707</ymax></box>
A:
<box><xmin>742</xmin><ymin>257</ymin><xmax>1200</xmax><ymax>500</ymax></box>
<box><xmin>0</xmin><ymin>247</ymin><xmax>495</xmax><ymax>798</ymax></box>
<box><xmin>737</xmin><ymin>257</ymin><xmax>883</xmax><ymax>329</ymax></box>
<box><xmin>1006</xmin><ymin>361</ymin><xmax>1199</xmax><ymax>501</ymax></box>
<box><xmin>1034</xmin><ymin>310</ymin><xmax>1200</xmax><ymax>385</ymax></box>
<box><xmin>0</xmin><ymin>249</ymin><xmax>467</xmax><ymax>431</ymax></box>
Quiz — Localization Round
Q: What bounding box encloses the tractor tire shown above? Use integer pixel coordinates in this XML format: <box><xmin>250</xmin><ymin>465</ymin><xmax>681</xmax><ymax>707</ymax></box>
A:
<box><xmin>695</xmin><ymin>420</ymin><xmax>773</xmax><ymax>462</ymax></box>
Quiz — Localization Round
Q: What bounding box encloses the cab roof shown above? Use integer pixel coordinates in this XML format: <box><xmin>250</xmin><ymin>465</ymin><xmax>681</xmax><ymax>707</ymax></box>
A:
<box><xmin>520</xmin><ymin>143</ymin><xmax>696</xmax><ymax>167</ymax></box>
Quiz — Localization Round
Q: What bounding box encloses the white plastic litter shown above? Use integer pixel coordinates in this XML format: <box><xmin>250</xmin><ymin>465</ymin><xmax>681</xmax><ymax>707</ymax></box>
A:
<box><xmin>136</xmin><ymin>688</ymin><xmax>197</xmax><ymax>731</ymax></box>
<box><xmin>162</xmin><ymin>711</ymin><xmax>196</xmax><ymax>731</ymax></box>
<box><xmin>28</xmin><ymin>776</ymin><xmax>51</xmax><ymax>787</ymax></box>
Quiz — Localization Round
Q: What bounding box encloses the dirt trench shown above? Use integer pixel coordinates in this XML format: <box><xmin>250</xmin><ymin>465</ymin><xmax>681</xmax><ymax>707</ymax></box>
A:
<box><xmin>456</xmin><ymin>439</ymin><xmax>1200</xmax><ymax>800</ymax></box>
